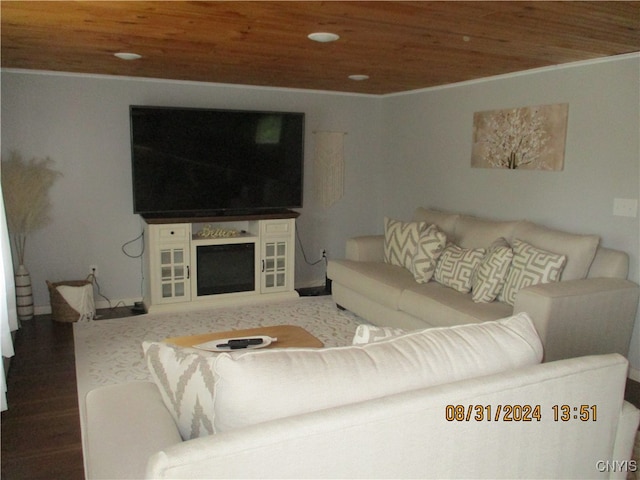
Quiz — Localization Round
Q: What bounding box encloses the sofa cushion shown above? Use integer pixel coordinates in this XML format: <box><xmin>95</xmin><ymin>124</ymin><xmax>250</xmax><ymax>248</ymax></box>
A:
<box><xmin>142</xmin><ymin>341</ymin><xmax>216</xmax><ymax>440</ymax></box>
<box><xmin>499</xmin><ymin>238</ymin><xmax>567</xmax><ymax>306</ymax></box>
<box><xmin>327</xmin><ymin>259</ymin><xmax>417</xmax><ymax>310</ymax></box>
<box><xmin>588</xmin><ymin>246</ymin><xmax>629</xmax><ymax>279</ymax></box>
<box><xmin>410</xmin><ymin>224</ymin><xmax>447</xmax><ymax>283</ymax></box>
<box><xmin>472</xmin><ymin>238</ymin><xmax>514</xmax><ymax>303</ymax></box>
<box><xmin>399</xmin><ymin>282</ymin><xmax>513</xmax><ymax>327</ymax></box>
<box><xmin>512</xmin><ymin>221</ymin><xmax>599</xmax><ymax>280</ymax></box>
<box><xmin>383</xmin><ymin>217</ymin><xmax>427</xmax><ymax>270</ymax></box>
<box><xmin>412</xmin><ymin>207</ymin><xmax>459</xmax><ymax>239</ymax></box>
<box><xmin>454</xmin><ymin>215</ymin><xmax>519</xmax><ymax>249</ymax></box>
<box><xmin>212</xmin><ymin>313</ymin><xmax>543</xmax><ymax>432</ymax></box>
<box><xmin>434</xmin><ymin>244</ymin><xmax>486</xmax><ymax>293</ymax></box>
<box><xmin>352</xmin><ymin>324</ymin><xmax>408</xmax><ymax>345</ymax></box>
<box><xmin>345</xmin><ymin>235</ymin><xmax>385</xmax><ymax>262</ymax></box>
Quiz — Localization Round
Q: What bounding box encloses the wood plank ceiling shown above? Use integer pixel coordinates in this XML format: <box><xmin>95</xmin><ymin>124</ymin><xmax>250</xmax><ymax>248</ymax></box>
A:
<box><xmin>2</xmin><ymin>1</ymin><xmax>639</xmax><ymax>94</ymax></box>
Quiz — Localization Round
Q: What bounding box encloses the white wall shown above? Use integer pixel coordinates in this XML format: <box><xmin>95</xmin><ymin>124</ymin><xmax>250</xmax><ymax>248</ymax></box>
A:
<box><xmin>1</xmin><ymin>72</ymin><xmax>384</xmax><ymax>308</ymax></box>
<box><xmin>380</xmin><ymin>54</ymin><xmax>640</xmax><ymax>374</ymax></box>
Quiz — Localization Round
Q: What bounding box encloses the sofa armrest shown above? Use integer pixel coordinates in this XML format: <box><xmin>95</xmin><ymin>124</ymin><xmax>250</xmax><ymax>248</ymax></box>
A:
<box><xmin>513</xmin><ymin>278</ymin><xmax>639</xmax><ymax>362</ymax></box>
<box><xmin>611</xmin><ymin>401</ymin><xmax>640</xmax><ymax>480</ymax></box>
<box><xmin>345</xmin><ymin>235</ymin><xmax>384</xmax><ymax>262</ymax></box>
<box><xmin>85</xmin><ymin>381</ymin><xmax>183</xmax><ymax>480</ymax></box>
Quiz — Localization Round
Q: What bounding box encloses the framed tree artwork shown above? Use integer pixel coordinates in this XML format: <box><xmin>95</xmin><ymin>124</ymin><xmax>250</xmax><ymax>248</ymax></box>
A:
<box><xmin>471</xmin><ymin>103</ymin><xmax>568</xmax><ymax>170</ymax></box>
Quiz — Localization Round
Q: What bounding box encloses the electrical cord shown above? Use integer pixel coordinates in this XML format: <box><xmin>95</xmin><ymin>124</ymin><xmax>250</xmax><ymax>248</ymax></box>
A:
<box><xmin>85</xmin><ymin>229</ymin><xmax>146</xmax><ymax>314</ymax></box>
<box><xmin>295</xmin><ymin>223</ymin><xmax>327</xmax><ymax>267</ymax></box>
<box><xmin>122</xmin><ymin>230</ymin><xmax>144</xmax><ymax>258</ymax></box>
<box><xmin>122</xmin><ymin>226</ymin><xmax>145</xmax><ymax>300</ymax></box>
<box><xmin>86</xmin><ymin>272</ymin><xmax>125</xmax><ymax>310</ymax></box>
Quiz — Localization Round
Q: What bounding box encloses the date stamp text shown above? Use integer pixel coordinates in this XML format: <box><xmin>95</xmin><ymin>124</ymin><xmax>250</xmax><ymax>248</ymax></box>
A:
<box><xmin>445</xmin><ymin>404</ymin><xmax>597</xmax><ymax>422</ymax></box>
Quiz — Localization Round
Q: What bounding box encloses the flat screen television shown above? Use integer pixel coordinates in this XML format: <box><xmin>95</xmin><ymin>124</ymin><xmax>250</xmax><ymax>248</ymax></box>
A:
<box><xmin>130</xmin><ymin>105</ymin><xmax>304</xmax><ymax>218</ymax></box>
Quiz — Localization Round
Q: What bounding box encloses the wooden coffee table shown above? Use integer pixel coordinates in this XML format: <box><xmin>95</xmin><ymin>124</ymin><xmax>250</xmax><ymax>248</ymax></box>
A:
<box><xmin>164</xmin><ymin>324</ymin><xmax>324</xmax><ymax>349</ymax></box>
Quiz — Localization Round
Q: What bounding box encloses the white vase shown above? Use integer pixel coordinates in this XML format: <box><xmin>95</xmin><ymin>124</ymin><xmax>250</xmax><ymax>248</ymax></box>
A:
<box><xmin>15</xmin><ymin>264</ymin><xmax>34</xmax><ymax>321</ymax></box>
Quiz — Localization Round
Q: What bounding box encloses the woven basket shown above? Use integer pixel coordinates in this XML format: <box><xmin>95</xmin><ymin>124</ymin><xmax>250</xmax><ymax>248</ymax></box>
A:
<box><xmin>46</xmin><ymin>279</ymin><xmax>92</xmax><ymax>323</ymax></box>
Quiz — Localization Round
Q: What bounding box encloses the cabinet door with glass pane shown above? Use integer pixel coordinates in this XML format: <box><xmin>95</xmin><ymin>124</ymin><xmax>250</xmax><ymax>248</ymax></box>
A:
<box><xmin>159</xmin><ymin>245</ymin><xmax>190</xmax><ymax>302</ymax></box>
<box><xmin>152</xmin><ymin>224</ymin><xmax>191</xmax><ymax>305</ymax></box>
<box><xmin>260</xmin><ymin>220</ymin><xmax>295</xmax><ymax>294</ymax></box>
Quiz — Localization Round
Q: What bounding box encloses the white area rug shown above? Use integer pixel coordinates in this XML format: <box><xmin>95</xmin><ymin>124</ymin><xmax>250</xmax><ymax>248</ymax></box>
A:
<box><xmin>73</xmin><ymin>296</ymin><xmax>366</xmax><ymax>400</ymax></box>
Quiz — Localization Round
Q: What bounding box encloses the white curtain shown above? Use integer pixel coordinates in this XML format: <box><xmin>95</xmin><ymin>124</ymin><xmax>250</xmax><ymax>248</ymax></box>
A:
<box><xmin>0</xmin><ymin>183</ymin><xmax>18</xmax><ymax>411</ymax></box>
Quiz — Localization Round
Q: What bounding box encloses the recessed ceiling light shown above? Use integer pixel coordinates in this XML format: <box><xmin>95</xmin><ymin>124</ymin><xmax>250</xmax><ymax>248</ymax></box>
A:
<box><xmin>114</xmin><ymin>52</ymin><xmax>142</xmax><ymax>60</ymax></box>
<box><xmin>308</xmin><ymin>32</ymin><xmax>340</xmax><ymax>43</ymax></box>
<box><xmin>348</xmin><ymin>74</ymin><xmax>369</xmax><ymax>81</ymax></box>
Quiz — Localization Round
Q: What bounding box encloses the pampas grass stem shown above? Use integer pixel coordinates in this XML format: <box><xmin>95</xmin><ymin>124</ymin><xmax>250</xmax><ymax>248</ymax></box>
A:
<box><xmin>1</xmin><ymin>151</ymin><xmax>61</xmax><ymax>266</ymax></box>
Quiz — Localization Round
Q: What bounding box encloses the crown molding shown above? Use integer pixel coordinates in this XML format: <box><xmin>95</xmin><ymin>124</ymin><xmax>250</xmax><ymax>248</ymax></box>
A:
<box><xmin>3</xmin><ymin>52</ymin><xmax>637</xmax><ymax>98</ymax></box>
<box><xmin>383</xmin><ymin>52</ymin><xmax>640</xmax><ymax>98</ymax></box>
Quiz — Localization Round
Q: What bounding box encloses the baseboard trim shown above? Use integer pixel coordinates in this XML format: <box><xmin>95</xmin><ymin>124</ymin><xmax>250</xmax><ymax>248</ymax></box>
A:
<box><xmin>34</xmin><ymin>297</ymin><xmax>142</xmax><ymax>316</ymax></box>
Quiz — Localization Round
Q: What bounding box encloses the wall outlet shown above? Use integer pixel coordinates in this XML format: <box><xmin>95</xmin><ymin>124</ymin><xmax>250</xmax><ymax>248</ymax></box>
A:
<box><xmin>89</xmin><ymin>264</ymin><xmax>98</xmax><ymax>278</ymax></box>
<box><xmin>320</xmin><ymin>249</ymin><xmax>327</xmax><ymax>259</ymax></box>
<box><xmin>613</xmin><ymin>198</ymin><xmax>638</xmax><ymax>218</ymax></box>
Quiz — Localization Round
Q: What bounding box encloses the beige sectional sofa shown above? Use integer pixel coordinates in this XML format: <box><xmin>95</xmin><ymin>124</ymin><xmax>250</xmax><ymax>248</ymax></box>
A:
<box><xmin>85</xmin><ymin>314</ymin><xmax>640</xmax><ymax>479</ymax></box>
<box><xmin>328</xmin><ymin>207</ymin><xmax>639</xmax><ymax>362</ymax></box>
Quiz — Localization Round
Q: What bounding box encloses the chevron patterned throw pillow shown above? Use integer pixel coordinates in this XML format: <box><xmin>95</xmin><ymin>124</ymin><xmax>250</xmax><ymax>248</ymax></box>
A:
<box><xmin>352</xmin><ymin>324</ymin><xmax>408</xmax><ymax>345</ymax></box>
<box><xmin>383</xmin><ymin>217</ymin><xmax>427</xmax><ymax>270</ymax></box>
<box><xmin>472</xmin><ymin>237</ymin><xmax>514</xmax><ymax>303</ymax></box>
<box><xmin>434</xmin><ymin>243</ymin><xmax>486</xmax><ymax>293</ymax></box>
<box><xmin>499</xmin><ymin>238</ymin><xmax>567</xmax><ymax>306</ymax></box>
<box><xmin>142</xmin><ymin>341</ymin><xmax>217</xmax><ymax>440</ymax></box>
<box><xmin>411</xmin><ymin>224</ymin><xmax>447</xmax><ymax>283</ymax></box>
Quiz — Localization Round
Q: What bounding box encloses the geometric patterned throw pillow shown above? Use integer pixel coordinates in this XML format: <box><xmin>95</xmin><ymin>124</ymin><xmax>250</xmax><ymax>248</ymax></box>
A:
<box><xmin>352</xmin><ymin>324</ymin><xmax>408</xmax><ymax>345</ymax></box>
<box><xmin>434</xmin><ymin>243</ymin><xmax>486</xmax><ymax>293</ymax></box>
<box><xmin>383</xmin><ymin>217</ymin><xmax>427</xmax><ymax>270</ymax></box>
<box><xmin>142</xmin><ymin>341</ymin><xmax>217</xmax><ymax>440</ymax></box>
<box><xmin>498</xmin><ymin>238</ymin><xmax>567</xmax><ymax>306</ymax></box>
<box><xmin>472</xmin><ymin>237</ymin><xmax>514</xmax><ymax>303</ymax></box>
<box><xmin>411</xmin><ymin>224</ymin><xmax>447</xmax><ymax>283</ymax></box>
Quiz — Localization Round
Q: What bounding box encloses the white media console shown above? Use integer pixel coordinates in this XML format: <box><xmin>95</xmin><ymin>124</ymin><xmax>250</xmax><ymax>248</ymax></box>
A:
<box><xmin>141</xmin><ymin>212</ymin><xmax>299</xmax><ymax>313</ymax></box>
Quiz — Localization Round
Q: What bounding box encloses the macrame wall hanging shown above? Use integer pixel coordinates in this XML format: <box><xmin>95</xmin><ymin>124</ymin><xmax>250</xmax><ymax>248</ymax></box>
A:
<box><xmin>313</xmin><ymin>131</ymin><xmax>346</xmax><ymax>208</ymax></box>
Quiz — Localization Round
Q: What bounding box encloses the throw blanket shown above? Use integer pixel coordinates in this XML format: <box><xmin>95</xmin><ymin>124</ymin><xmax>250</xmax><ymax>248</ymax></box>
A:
<box><xmin>57</xmin><ymin>284</ymin><xmax>95</xmax><ymax>322</ymax></box>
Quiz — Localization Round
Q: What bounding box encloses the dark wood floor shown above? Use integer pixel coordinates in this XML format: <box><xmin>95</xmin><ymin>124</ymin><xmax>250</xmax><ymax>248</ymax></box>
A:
<box><xmin>1</xmin><ymin>307</ymin><xmax>134</xmax><ymax>480</ymax></box>
<box><xmin>2</xmin><ymin>310</ymin><xmax>640</xmax><ymax>479</ymax></box>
